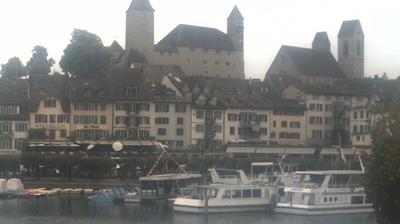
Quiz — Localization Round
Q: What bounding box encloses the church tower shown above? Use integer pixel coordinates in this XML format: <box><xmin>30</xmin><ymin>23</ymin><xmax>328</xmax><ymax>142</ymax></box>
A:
<box><xmin>126</xmin><ymin>0</ymin><xmax>155</xmax><ymax>61</ymax></box>
<box><xmin>312</xmin><ymin>32</ymin><xmax>331</xmax><ymax>52</ymax></box>
<box><xmin>338</xmin><ymin>20</ymin><xmax>365</xmax><ymax>79</ymax></box>
<box><xmin>227</xmin><ymin>6</ymin><xmax>244</xmax><ymax>51</ymax></box>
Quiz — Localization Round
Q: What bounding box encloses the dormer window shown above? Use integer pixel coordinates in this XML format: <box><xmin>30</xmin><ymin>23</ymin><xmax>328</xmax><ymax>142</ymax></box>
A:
<box><xmin>127</xmin><ymin>85</ymin><xmax>138</xmax><ymax>97</ymax></box>
<box><xmin>44</xmin><ymin>98</ymin><xmax>57</xmax><ymax>108</ymax></box>
<box><xmin>97</xmin><ymin>89</ymin><xmax>105</xmax><ymax>97</ymax></box>
<box><xmin>82</xmin><ymin>88</ymin><xmax>92</xmax><ymax>97</ymax></box>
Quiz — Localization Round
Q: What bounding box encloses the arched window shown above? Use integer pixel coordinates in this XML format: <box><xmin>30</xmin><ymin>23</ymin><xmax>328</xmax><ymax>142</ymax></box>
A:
<box><xmin>343</xmin><ymin>41</ymin><xmax>349</xmax><ymax>57</ymax></box>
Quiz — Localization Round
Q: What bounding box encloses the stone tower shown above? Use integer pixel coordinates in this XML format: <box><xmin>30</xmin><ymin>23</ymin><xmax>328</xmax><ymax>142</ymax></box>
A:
<box><xmin>126</xmin><ymin>0</ymin><xmax>155</xmax><ymax>61</ymax></box>
<box><xmin>338</xmin><ymin>20</ymin><xmax>365</xmax><ymax>79</ymax></box>
<box><xmin>227</xmin><ymin>6</ymin><xmax>244</xmax><ymax>51</ymax></box>
<box><xmin>312</xmin><ymin>32</ymin><xmax>331</xmax><ymax>52</ymax></box>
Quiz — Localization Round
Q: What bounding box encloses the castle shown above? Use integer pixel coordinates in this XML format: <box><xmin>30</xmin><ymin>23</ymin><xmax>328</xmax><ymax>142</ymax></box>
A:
<box><xmin>122</xmin><ymin>0</ymin><xmax>245</xmax><ymax>79</ymax></box>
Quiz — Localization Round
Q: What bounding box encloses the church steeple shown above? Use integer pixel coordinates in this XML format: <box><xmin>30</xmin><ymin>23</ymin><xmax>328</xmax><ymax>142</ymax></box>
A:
<box><xmin>227</xmin><ymin>6</ymin><xmax>244</xmax><ymax>50</ymax></box>
<box><xmin>312</xmin><ymin>32</ymin><xmax>331</xmax><ymax>52</ymax></box>
<box><xmin>127</xmin><ymin>0</ymin><xmax>154</xmax><ymax>12</ymax></box>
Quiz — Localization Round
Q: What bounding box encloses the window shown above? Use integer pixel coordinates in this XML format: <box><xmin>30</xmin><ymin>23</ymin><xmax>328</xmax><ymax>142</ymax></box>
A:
<box><xmin>309</xmin><ymin>104</ymin><xmax>316</xmax><ymax>111</ymax></box>
<box><xmin>214</xmin><ymin>111</ymin><xmax>222</xmax><ymax>120</ymax></box>
<box><xmin>74</xmin><ymin>116</ymin><xmax>98</xmax><ymax>124</ymax></box>
<box><xmin>214</xmin><ymin>60</ymin><xmax>220</xmax><ymax>65</ymax></box>
<box><xmin>155</xmin><ymin>117</ymin><xmax>169</xmax><ymax>125</ymax></box>
<box><xmin>175</xmin><ymin>104</ymin><xmax>187</xmax><ymax>113</ymax></box>
<box><xmin>115</xmin><ymin>103</ymin><xmax>126</xmax><ymax>111</ymax></box>
<box><xmin>357</xmin><ymin>40</ymin><xmax>361</xmax><ymax>56</ymax></box>
<box><xmin>215</xmin><ymin>125</ymin><xmax>222</xmax><ymax>133</ymax></box>
<box><xmin>48</xmin><ymin>129</ymin><xmax>56</xmax><ymax>139</ymax></box>
<box><xmin>60</xmin><ymin>129</ymin><xmax>67</xmax><ymax>138</ymax></box>
<box><xmin>360</xmin><ymin>111</ymin><xmax>364</xmax><ymax>119</ymax></box>
<box><xmin>44</xmin><ymin>98</ymin><xmax>56</xmax><ymax>108</ymax></box>
<box><xmin>195</xmin><ymin>125</ymin><xmax>204</xmax><ymax>133</ymax></box>
<box><xmin>15</xmin><ymin>139</ymin><xmax>25</xmax><ymax>150</ymax></box>
<box><xmin>176</xmin><ymin>129</ymin><xmax>184</xmax><ymax>136</ymax></box>
<box><xmin>232</xmin><ymin>190</ymin><xmax>241</xmax><ymax>198</ymax></box>
<box><xmin>270</xmin><ymin>132</ymin><xmax>276</xmax><ymax>139</ymax></box>
<box><xmin>0</xmin><ymin>122</ymin><xmax>12</xmax><ymax>134</ymax></box>
<box><xmin>115</xmin><ymin>116</ymin><xmax>127</xmax><ymax>125</ymax></box>
<box><xmin>202</xmin><ymin>59</ymin><xmax>208</xmax><ymax>65</ymax></box>
<box><xmin>312</xmin><ymin>130</ymin><xmax>323</xmax><ymax>139</ymax></box>
<box><xmin>353</xmin><ymin>111</ymin><xmax>358</xmax><ymax>119</ymax></box>
<box><xmin>230</xmin><ymin>127</ymin><xmax>235</xmax><ymax>135</ymax></box>
<box><xmin>325</xmin><ymin>104</ymin><xmax>332</xmax><ymax>112</ymax></box>
<box><xmin>15</xmin><ymin>123</ymin><xmax>27</xmax><ymax>132</ymax></box>
<box><xmin>74</xmin><ymin>103</ymin><xmax>98</xmax><ymax>111</ymax></box>
<box><xmin>225</xmin><ymin>61</ymin><xmax>231</xmax><ymax>66</ymax></box>
<box><xmin>157</xmin><ymin>128</ymin><xmax>167</xmax><ymax>136</ymax></box>
<box><xmin>49</xmin><ymin>114</ymin><xmax>56</xmax><ymax>123</ymax></box>
<box><xmin>259</xmin><ymin>115</ymin><xmax>268</xmax><ymax>122</ymax></box>
<box><xmin>187</xmin><ymin>58</ymin><xmax>191</xmax><ymax>64</ymax></box>
<box><xmin>279</xmin><ymin>132</ymin><xmax>300</xmax><ymax>139</ymax></box>
<box><xmin>75</xmin><ymin>129</ymin><xmax>109</xmax><ymax>140</ymax></box>
<box><xmin>97</xmin><ymin>89</ymin><xmax>106</xmax><ymax>97</ymax></box>
<box><xmin>176</xmin><ymin>141</ymin><xmax>184</xmax><ymax>148</ymax></box>
<box><xmin>0</xmin><ymin>105</ymin><xmax>18</xmax><ymax>115</ymax></box>
<box><xmin>139</xmin><ymin>117</ymin><xmax>150</xmax><ymax>125</ymax></box>
<box><xmin>100</xmin><ymin>116</ymin><xmax>106</xmax><ymax>125</ymax></box>
<box><xmin>243</xmin><ymin>189</ymin><xmax>251</xmax><ymax>198</ymax></box>
<box><xmin>273</xmin><ymin>121</ymin><xmax>277</xmax><ymax>128</ymax></box>
<box><xmin>138</xmin><ymin>130</ymin><xmax>150</xmax><ymax>139</ymax></box>
<box><xmin>228</xmin><ymin>113</ymin><xmax>237</xmax><ymax>121</ymax></box>
<box><xmin>317</xmin><ymin>104</ymin><xmax>323</xmax><ymax>111</ymax></box>
<box><xmin>281</xmin><ymin>121</ymin><xmax>288</xmax><ymax>128</ymax></box>
<box><xmin>155</xmin><ymin>104</ymin><xmax>169</xmax><ymax>112</ymax></box>
<box><xmin>253</xmin><ymin>189</ymin><xmax>262</xmax><ymax>198</ymax></box>
<box><xmin>325</xmin><ymin>117</ymin><xmax>333</xmax><ymax>125</ymax></box>
<box><xmin>313</xmin><ymin>95</ymin><xmax>320</xmax><ymax>100</ymax></box>
<box><xmin>82</xmin><ymin>88</ymin><xmax>92</xmax><ymax>97</ymax></box>
<box><xmin>259</xmin><ymin>128</ymin><xmax>268</xmax><ymax>135</ymax></box>
<box><xmin>177</xmin><ymin>118</ymin><xmax>184</xmax><ymax>125</ymax></box>
<box><xmin>57</xmin><ymin>115</ymin><xmax>70</xmax><ymax>123</ymax></box>
<box><xmin>343</xmin><ymin>40</ymin><xmax>349</xmax><ymax>57</ymax></box>
<box><xmin>100</xmin><ymin>104</ymin><xmax>107</xmax><ymax>111</ymax></box>
<box><xmin>126</xmin><ymin>86</ymin><xmax>138</xmax><ymax>97</ymax></box>
<box><xmin>196</xmin><ymin>111</ymin><xmax>204</xmax><ymax>119</ymax></box>
<box><xmin>0</xmin><ymin>140</ymin><xmax>12</xmax><ymax>149</ymax></box>
<box><xmin>309</xmin><ymin>116</ymin><xmax>323</xmax><ymax>125</ymax></box>
<box><xmin>290</xmin><ymin>121</ymin><xmax>301</xmax><ymax>128</ymax></box>
<box><xmin>35</xmin><ymin>114</ymin><xmax>48</xmax><ymax>123</ymax></box>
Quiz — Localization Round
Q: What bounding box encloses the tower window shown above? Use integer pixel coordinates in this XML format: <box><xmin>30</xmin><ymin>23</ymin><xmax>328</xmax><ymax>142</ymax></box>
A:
<box><xmin>344</xmin><ymin>40</ymin><xmax>349</xmax><ymax>57</ymax></box>
<box><xmin>357</xmin><ymin>40</ymin><xmax>361</xmax><ymax>56</ymax></box>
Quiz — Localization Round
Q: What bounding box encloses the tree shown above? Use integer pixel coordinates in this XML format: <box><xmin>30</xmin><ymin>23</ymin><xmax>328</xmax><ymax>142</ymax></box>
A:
<box><xmin>60</xmin><ymin>29</ymin><xmax>111</xmax><ymax>76</ymax></box>
<box><xmin>26</xmin><ymin>45</ymin><xmax>55</xmax><ymax>75</ymax></box>
<box><xmin>367</xmin><ymin>87</ymin><xmax>400</xmax><ymax>224</ymax></box>
<box><xmin>128</xmin><ymin>49</ymin><xmax>147</xmax><ymax>65</ymax></box>
<box><xmin>0</xmin><ymin>57</ymin><xmax>26</xmax><ymax>79</ymax></box>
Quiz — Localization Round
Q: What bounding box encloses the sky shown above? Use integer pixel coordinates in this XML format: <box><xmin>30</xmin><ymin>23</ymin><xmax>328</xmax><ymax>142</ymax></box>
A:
<box><xmin>0</xmin><ymin>0</ymin><xmax>400</xmax><ymax>79</ymax></box>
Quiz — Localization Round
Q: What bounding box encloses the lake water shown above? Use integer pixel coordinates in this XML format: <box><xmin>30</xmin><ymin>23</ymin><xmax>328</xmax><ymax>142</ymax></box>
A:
<box><xmin>0</xmin><ymin>196</ymin><xmax>377</xmax><ymax>224</ymax></box>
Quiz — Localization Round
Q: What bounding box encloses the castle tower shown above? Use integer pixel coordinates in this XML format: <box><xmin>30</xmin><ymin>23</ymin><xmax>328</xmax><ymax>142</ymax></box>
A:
<box><xmin>227</xmin><ymin>6</ymin><xmax>244</xmax><ymax>51</ymax></box>
<box><xmin>126</xmin><ymin>0</ymin><xmax>155</xmax><ymax>61</ymax></box>
<box><xmin>338</xmin><ymin>20</ymin><xmax>365</xmax><ymax>79</ymax></box>
<box><xmin>312</xmin><ymin>32</ymin><xmax>331</xmax><ymax>52</ymax></box>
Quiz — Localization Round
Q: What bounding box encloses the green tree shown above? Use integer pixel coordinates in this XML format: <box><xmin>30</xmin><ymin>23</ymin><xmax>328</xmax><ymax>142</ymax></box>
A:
<box><xmin>367</xmin><ymin>87</ymin><xmax>400</xmax><ymax>224</ymax></box>
<box><xmin>0</xmin><ymin>57</ymin><xmax>26</xmax><ymax>79</ymax></box>
<box><xmin>60</xmin><ymin>29</ymin><xmax>111</xmax><ymax>77</ymax></box>
<box><xmin>26</xmin><ymin>46</ymin><xmax>55</xmax><ymax>75</ymax></box>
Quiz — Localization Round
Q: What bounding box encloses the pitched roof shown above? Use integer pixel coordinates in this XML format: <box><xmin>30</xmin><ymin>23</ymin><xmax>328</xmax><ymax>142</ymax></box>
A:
<box><xmin>281</xmin><ymin>45</ymin><xmax>346</xmax><ymax>79</ymax></box>
<box><xmin>312</xmin><ymin>32</ymin><xmax>331</xmax><ymax>51</ymax></box>
<box><xmin>228</xmin><ymin>6</ymin><xmax>243</xmax><ymax>20</ymax></box>
<box><xmin>109</xmin><ymin>41</ymin><xmax>124</xmax><ymax>52</ymax></box>
<box><xmin>155</xmin><ymin>24</ymin><xmax>237</xmax><ymax>51</ymax></box>
<box><xmin>0</xmin><ymin>79</ymin><xmax>29</xmax><ymax>121</ymax></box>
<box><xmin>127</xmin><ymin>0</ymin><xmax>154</xmax><ymax>12</ymax></box>
<box><xmin>338</xmin><ymin>20</ymin><xmax>364</xmax><ymax>38</ymax></box>
<box><xmin>142</xmin><ymin>65</ymin><xmax>185</xmax><ymax>83</ymax></box>
<box><xmin>70</xmin><ymin>76</ymin><xmax>110</xmax><ymax>103</ymax></box>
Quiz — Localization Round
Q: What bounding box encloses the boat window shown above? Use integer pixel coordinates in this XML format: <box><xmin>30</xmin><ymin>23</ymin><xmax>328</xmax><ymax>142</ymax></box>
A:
<box><xmin>243</xmin><ymin>189</ymin><xmax>251</xmax><ymax>198</ymax></box>
<box><xmin>222</xmin><ymin>190</ymin><xmax>231</xmax><ymax>199</ymax></box>
<box><xmin>329</xmin><ymin>174</ymin><xmax>351</xmax><ymax>188</ymax></box>
<box><xmin>299</xmin><ymin>174</ymin><xmax>324</xmax><ymax>188</ymax></box>
<box><xmin>334</xmin><ymin>196</ymin><xmax>338</xmax><ymax>202</ymax></box>
<box><xmin>329</xmin><ymin>197</ymin><xmax>333</xmax><ymax>202</ymax></box>
<box><xmin>232</xmin><ymin>190</ymin><xmax>242</xmax><ymax>199</ymax></box>
<box><xmin>253</xmin><ymin>189</ymin><xmax>262</xmax><ymax>198</ymax></box>
<box><xmin>323</xmin><ymin>197</ymin><xmax>327</xmax><ymax>202</ymax></box>
<box><xmin>351</xmin><ymin>196</ymin><xmax>364</xmax><ymax>204</ymax></box>
<box><xmin>209</xmin><ymin>189</ymin><xmax>219</xmax><ymax>198</ymax></box>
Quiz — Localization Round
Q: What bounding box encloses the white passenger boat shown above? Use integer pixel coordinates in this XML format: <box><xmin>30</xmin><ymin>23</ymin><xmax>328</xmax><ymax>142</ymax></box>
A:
<box><xmin>173</xmin><ymin>169</ymin><xmax>275</xmax><ymax>213</ymax></box>
<box><xmin>275</xmin><ymin>170</ymin><xmax>373</xmax><ymax>215</ymax></box>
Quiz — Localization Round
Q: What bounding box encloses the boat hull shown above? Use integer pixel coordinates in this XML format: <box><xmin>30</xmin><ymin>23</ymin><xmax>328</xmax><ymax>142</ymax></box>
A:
<box><xmin>173</xmin><ymin>198</ymin><xmax>272</xmax><ymax>213</ymax></box>
<box><xmin>275</xmin><ymin>203</ymin><xmax>374</xmax><ymax>215</ymax></box>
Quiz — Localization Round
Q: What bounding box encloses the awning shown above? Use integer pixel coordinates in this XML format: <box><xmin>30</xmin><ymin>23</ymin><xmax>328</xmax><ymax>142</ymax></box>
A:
<box><xmin>28</xmin><ymin>141</ymin><xmax>80</xmax><ymax>148</ymax></box>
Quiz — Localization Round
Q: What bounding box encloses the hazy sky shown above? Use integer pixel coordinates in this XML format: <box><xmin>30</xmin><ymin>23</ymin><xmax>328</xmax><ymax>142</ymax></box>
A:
<box><xmin>1</xmin><ymin>0</ymin><xmax>399</xmax><ymax>79</ymax></box>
